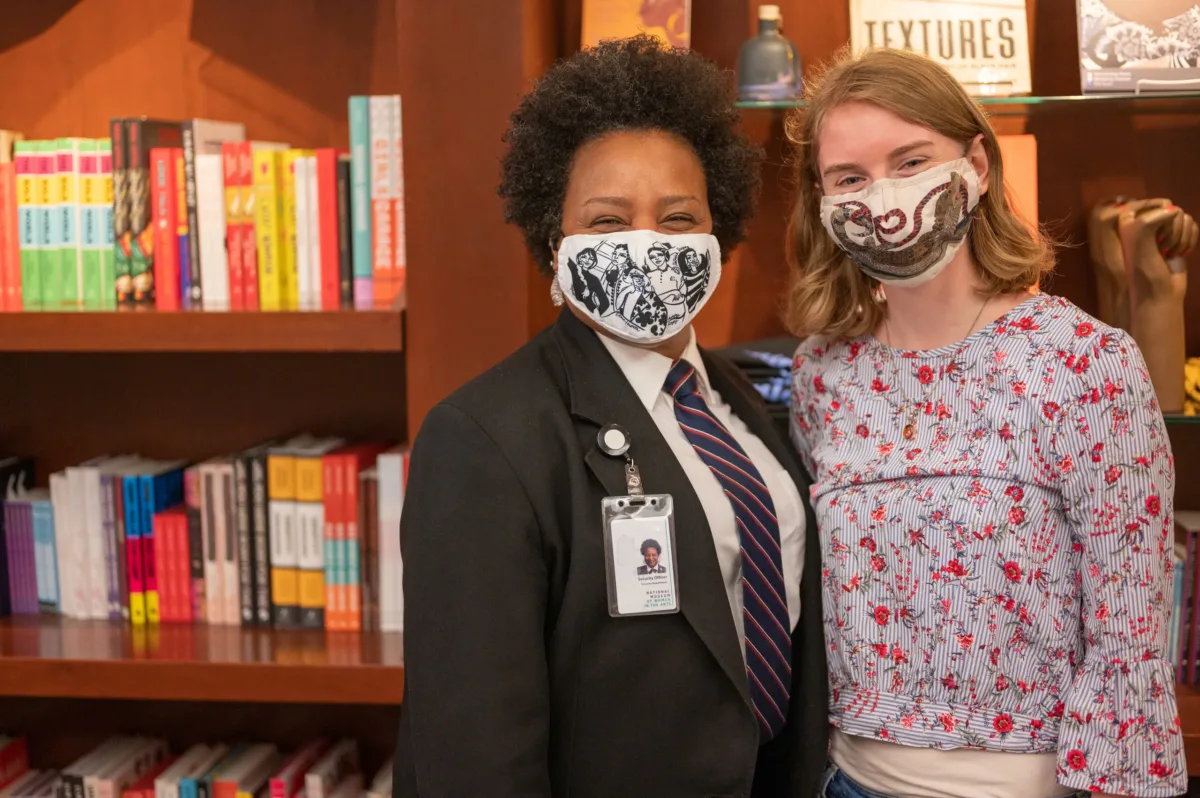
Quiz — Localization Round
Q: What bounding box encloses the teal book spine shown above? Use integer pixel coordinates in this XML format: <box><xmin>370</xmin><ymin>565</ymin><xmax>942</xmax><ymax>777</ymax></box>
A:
<box><xmin>348</xmin><ymin>95</ymin><xmax>372</xmax><ymax>310</ymax></box>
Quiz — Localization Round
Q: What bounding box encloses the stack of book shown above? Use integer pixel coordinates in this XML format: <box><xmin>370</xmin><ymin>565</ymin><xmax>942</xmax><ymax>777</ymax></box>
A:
<box><xmin>0</xmin><ymin>736</ymin><xmax>392</xmax><ymax>798</ymax></box>
<box><xmin>0</xmin><ymin>440</ymin><xmax>408</xmax><ymax>633</ymax></box>
<box><xmin>0</xmin><ymin>95</ymin><xmax>405</xmax><ymax>314</ymax></box>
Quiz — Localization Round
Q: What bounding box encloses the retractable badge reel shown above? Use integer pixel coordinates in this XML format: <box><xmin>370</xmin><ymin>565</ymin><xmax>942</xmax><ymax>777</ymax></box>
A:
<box><xmin>597</xmin><ymin>424</ymin><xmax>680</xmax><ymax>617</ymax></box>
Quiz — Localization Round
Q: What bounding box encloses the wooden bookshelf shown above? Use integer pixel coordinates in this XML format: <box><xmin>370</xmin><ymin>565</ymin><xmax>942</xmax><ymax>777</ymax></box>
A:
<box><xmin>0</xmin><ymin>618</ymin><xmax>404</xmax><ymax>705</ymax></box>
<box><xmin>0</xmin><ymin>311</ymin><xmax>404</xmax><ymax>353</ymax></box>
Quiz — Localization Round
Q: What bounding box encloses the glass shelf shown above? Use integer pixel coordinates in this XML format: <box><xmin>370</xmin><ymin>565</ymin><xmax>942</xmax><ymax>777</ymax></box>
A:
<box><xmin>738</xmin><ymin>91</ymin><xmax>1200</xmax><ymax>115</ymax></box>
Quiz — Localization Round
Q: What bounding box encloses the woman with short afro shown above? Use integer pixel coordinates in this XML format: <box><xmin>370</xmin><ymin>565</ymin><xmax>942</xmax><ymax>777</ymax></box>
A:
<box><xmin>394</xmin><ymin>34</ymin><xmax>827</xmax><ymax>798</ymax></box>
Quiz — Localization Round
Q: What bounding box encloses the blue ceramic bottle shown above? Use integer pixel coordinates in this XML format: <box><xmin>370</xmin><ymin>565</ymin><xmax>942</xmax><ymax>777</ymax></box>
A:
<box><xmin>737</xmin><ymin>4</ymin><xmax>802</xmax><ymax>103</ymax></box>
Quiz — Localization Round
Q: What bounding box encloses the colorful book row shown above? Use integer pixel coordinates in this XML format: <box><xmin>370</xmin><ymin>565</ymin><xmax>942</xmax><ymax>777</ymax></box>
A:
<box><xmin>0</xmin><ymin>440</ymin><xmax>408</xmax><ymax>633</ymax></box>
<box><xmin>0</xmin><ymin>95</ymin><xmax>406</xmax><ymax>313</ymax></box>
<box><xmin>0</xmin><ymin>736</ymin><xmax>391</xmax><ymax>798</ymax></box>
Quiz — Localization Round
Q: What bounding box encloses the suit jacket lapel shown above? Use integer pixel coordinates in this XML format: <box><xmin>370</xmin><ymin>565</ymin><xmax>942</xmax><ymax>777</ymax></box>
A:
<box><xmin>554</xmin><ymin>311</ymin><xmax>750</xmax><ymax>706</ymax></box>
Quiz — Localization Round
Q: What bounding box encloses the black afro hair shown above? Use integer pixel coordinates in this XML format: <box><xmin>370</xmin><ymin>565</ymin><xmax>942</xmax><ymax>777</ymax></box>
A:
<box><xmin>498</xmin><ymin>34</ymin><xmax>763</xmax><ymax>275</ymax></box>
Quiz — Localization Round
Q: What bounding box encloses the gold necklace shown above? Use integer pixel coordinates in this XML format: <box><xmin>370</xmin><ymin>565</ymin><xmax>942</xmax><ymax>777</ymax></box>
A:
<box><xmin>883</xmin><ymin>297</ymin><xmax>989</xmax><ymax>441</ymax></box>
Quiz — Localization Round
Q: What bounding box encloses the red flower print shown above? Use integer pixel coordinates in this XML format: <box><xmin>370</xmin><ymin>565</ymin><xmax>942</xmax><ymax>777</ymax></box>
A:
<box><xmin>1049</xmin><ymin>701</ymin><xmax>1065</xmax><ymax>719</ymax></box>
<box><xmin>993</xmin><ymin>713</ymin><xmax>1014</xmax><ymax>733</ymax></box>
<box><xmin>1004</xmin><ymin>485</ymin><xmax>1024</xmax><ymax>502</ymax></box>
<box><xmin>1149</xmin><ymin>761</ymin><xmax>1171</xmax><ymax>779</ymax></box>
<box><xmin>1031</xmin><ymin>718</ymin><xmax>1043</xmax><ymax>730</ymax></box>
<box><xmin>813</xmin><ymin>376</ymin><xmax>826</xmax><ymax>394</ymax></box>
<box><xmin>996</xmin><ymin>674</ymin><xmax>1009</xmax><ymax>690</ymax></box>
<box><xmin>943</xmin><ymin>559</ymin><xmax>967</xmax><ymax>577</ymax></box>
<box><xmin>917</xmin><ymin>365</ymin><xmax>934</xmax><ymax>384</ymax></box>
<box><xmin>1103</xmin><ymin>378</ymin><xmax>1122</xmax><ymax>400</ymax></box>
<box><xmin>859</xmin><ymin>536</ymin><xmax>877</xmax><ymax>552</ymax></box>
<box><xmin>999</xmin><ymin>423</ymin><xmax>1014</xmax><ymax>441</ymax></box>
<box><xmin>1067</xmin><ymin>750</ymin><xmax>1086</xmax><ymax>771</ymax></box>
<box><xmin>870</xmin><ymin>554</ymin><xmax>887</xmax><ymax>572</ymax></box>
<box><xmin>1011</xmin><ymin>380</ymin><xmax>1027</xmax><ymax>396</ymax></box>
<box><xmin>871</xmin><ymin>505</ymin><xmax>886</xmax><ymax>522</ymax></box>
<box><xmin>1059</xmin><ymin>455</ymin><xmax>1075</xmax><ymax>474</ymax></box>
<box><xmin>956</xmin><ymin>633</ymin><xmax>973</xmax><ymax>649</ymax></box>
<box><xmin>873</xmin><ymin>606</ymin><xmax>890</xmax><ymax>626</ymax></box>
<box><xmin>1013</xmin><ymin>316</ymin><xmax>1037</xmax><ymax>331</ymax></box>
<box><xmin>938</xmin><ymin>713</ymin><xmax>956</xmax><ymax>732</ymax></box>
<box><xmin>990</xmin><ymin>647</ymin><xmax>1000</xmax><ymax>666</ymax></box>
<box><xmin>1090</xmin><ymin>442</ymin><xmax>1105</xmax><ymax>463</ymax></box>
<box><xmin>1042</xmin><ymin>401</ymin><xmax>1060</xmax><ymax>419</ymax></box>
<box><xmin>1095</xmin><ymin>602</ymin><xmax>1110</xmax><ymax>621</ymax></box>
<box><xmin>1073</xmin><ymin>355</ymin><xmax>1090</xmax><ymax>374</ymax></box>
<box><xmin>873</xmin><ymin>642</ymin><xmax>888</xmax><ymax>657</ymax></box>
<box><xmin>871</xmin><ymin>378</ymin><xmax>886</xmax><ymax>393</ymax></box>
<box><xmin>1076</xmin><ymin>321</ymin><xmax>1094</xmax><ymax>336</ymax></box>
<box><xmin>856</xmin><ymin>424</ymin><xmax>869</xmax><ymax>438</ymax></box>
<box><xmin>1147</xmin><ymin>496</ymin><xmax>1161</xmax><ymax>516</ymax></box>
<box><xmin>1004</xmin><ymin>561</ymin><xmax>1022</xmax><ymax>582</ymax></box>
<box><xmin>941</xmin><ymin>673</ymin><xmax>958</xmax><ymax>690</ymax></box>
<box><xmin>1105</xmin><ymin>465</ymin><xmax>1121</xmax><ymax>484</ymax></box>
<box><xmin>1008</xmin><ymin>506</ymin><xmax>1026</xmax><ymax>525</ymax></box>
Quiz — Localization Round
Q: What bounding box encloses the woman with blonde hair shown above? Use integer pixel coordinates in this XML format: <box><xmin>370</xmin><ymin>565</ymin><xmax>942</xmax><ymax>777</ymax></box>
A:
<box><xmin>786</xmin><ymin>48</ymin><xmax>1185</xmax><ymax>798</ymax></box>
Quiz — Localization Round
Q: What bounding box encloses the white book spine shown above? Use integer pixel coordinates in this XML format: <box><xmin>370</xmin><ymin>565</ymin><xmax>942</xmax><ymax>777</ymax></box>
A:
<box><xmin>64</xmin><ymin>467</ymin><xmax>90</xmax><ymax>619</ymax></box>
<box><xmin>294</xmin><ymin>155</ymin><xmax>312</xmax><ymax>311</ymax></box>
<box><xmin>49</xmin><ymin>472</ymin><xmax>72</xmax><ymax>617</ymax></box>
<box><xmin>82</xmin><ymin>467</ymin><xmax>107</xmax><ymax>618</ymax></box>
<box><xmin>377</xmin><ymin>453</ymin><xmax>404</xmax><ymax>632</ymax></box>
<box><xmin>197</xmin><ymin>154</ymin><xmax>229</xmax><ymax>311</ymax></box>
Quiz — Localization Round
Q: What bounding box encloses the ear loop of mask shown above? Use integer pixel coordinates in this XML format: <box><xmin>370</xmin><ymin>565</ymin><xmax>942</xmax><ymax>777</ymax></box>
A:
<box><xmin>548</xmin><ymin>229</ymin><xmax>565</xmax><ymax>306</ymax></box>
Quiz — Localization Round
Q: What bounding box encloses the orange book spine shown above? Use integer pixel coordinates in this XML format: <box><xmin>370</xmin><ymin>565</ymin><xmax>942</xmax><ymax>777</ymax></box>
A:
<box><xmin>223</xmin><ymin>142</ymin><xmax>244</xmax><ymax>311</ymax></box>
<box><xmin>176</xmin><ymin>510</ymin><xmax>193</xmax><ymax>623</ymax></box>
<box><xmin>0</xmin><ymin>161</ymin><xmax>18</xmax><ymax>310</ymax></box>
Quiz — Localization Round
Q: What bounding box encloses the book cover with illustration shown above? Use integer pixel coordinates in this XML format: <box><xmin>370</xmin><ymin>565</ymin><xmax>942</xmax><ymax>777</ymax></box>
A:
<box><xmin>582</xmin><ymin>0</ymin><xmax>692</xmax><ymax>48</ymax></box>
<box><xmin>849</xmin><ymin>0</ymin><xmax>1032</xmax><ymax>96</ymax></box>
<box><xmin>1077</xmin><ymin>0</ymin><xmax>1200</xmax><ymax>92</ymax></box>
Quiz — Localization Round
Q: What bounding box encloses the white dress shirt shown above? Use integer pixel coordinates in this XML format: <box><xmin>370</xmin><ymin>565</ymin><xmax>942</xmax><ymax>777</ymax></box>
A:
<box><xmin>598</xmin><ymin>329</ymin><xmax>806</xmax><ymax>650</ymax></box>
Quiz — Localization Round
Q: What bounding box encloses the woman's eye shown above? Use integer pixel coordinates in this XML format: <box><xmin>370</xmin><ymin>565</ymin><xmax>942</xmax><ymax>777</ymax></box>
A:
<box><xmin>836</xmin><ymin>176</ymin><xmax>864</xmax><ymax>188</ymax></box>
<box><xmin>662</xmin><ymin>214</ymin><xmax>696</xmax><ymax>226</ymax></box>
<box><xmin>590</xmin><ymin>217</ymin><xmax>626</xmax><ymax>228</ymax></box>
<box><xmin>901</xmin><ymin>158</ymin><xmax>927</xmax><ymax>170</ymax></box>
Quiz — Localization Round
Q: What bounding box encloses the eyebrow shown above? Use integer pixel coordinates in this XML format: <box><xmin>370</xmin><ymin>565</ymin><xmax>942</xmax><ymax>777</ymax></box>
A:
<box><xmin>821</xmin><ymin>140</ymin><xmax>936</xmax><ymax>178</ymax></box>
<box><xmin>580</xmin><ymin>194</ymin><xmax>701</xmax><ymax>208</ymax></box>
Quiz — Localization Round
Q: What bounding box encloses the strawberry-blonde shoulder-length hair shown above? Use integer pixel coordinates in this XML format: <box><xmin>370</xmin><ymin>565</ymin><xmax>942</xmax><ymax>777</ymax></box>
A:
<box><xmin>783</xmin><ymin>47</ymin><xmax>1056</xmax><ymax>340</ymax></box>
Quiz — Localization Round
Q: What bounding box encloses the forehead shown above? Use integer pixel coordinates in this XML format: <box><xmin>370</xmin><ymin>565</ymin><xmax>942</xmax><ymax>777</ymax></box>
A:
<box><xmin>566</xmin><ymin>129</ymin><xmax>706</xmax><ymax>198</ymax></box>
<box><xmin>816</xmin><ymin>101</ymin><xmax>950</xmax><ymax>169</ymax></box>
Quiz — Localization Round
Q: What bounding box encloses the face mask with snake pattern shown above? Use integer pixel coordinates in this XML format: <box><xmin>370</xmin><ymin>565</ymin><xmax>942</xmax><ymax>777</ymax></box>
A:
<box><xmin>819</xmin><ymin>157</ymin><xmax>982</xmax><ymax>287</ymax></box>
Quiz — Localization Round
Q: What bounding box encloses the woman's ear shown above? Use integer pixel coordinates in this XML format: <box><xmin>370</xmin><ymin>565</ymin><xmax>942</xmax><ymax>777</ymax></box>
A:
<box><xmin>967</xmin><ymin>133</ymin><xmax>990</xmax><ymax>196</ymax></box>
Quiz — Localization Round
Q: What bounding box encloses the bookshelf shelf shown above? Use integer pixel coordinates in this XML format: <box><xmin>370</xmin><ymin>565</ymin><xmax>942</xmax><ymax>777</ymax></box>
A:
<box><xmin>0</xmin><ymin>311</ymin><xmax>404</xmax><ymax>353</ymax></box>
<box><xmin>0</xmin><ymin>617</ymin><xmax>405</xmax><ymax>704</ymax></box>
<box><xmin>738</xmin><ymin>91</ymin><xmax>1200</xmax><ymax>116</ymax></box>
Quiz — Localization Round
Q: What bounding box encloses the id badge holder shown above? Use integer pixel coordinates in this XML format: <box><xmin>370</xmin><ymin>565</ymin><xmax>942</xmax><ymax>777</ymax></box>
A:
<box><xmin>601</xmin><ymin>455</ymin><xmax>680</xmax><ymax>617</ymax></box>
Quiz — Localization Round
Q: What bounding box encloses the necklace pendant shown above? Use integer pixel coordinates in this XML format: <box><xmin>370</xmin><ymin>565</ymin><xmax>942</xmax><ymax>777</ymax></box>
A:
<box><xmin>902</xmin><ymin>423</ymin><xmax>916</xmax><ymax>440</ymax></box>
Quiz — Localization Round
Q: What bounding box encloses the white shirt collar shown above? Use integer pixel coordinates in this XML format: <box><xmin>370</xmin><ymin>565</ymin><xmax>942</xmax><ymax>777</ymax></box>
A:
<box><xmin>596</xmin><ymin>327</ymin><xmax>714</xmax><ymax>412</ymax></box>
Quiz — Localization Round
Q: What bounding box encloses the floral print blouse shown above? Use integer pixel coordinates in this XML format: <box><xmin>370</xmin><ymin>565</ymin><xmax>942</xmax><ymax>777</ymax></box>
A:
<box><xmin>790</xmin><ymin>294</ymin><xmax>1186</xmax><ymax>796</ymax></box>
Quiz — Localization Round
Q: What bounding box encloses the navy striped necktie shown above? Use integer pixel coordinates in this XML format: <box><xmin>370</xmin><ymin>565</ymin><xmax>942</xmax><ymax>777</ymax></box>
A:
<box><xmin>665</xmin><ymin>359</ymin><xmax>792</xmax><ymax>740</ymax></box>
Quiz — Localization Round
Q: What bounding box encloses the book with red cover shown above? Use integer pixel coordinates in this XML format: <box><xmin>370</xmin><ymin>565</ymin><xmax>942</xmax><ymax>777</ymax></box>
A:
<box><xmin>237</xmin><ymin>142</ymin><xmax>259</xmax><ymax>311</ymax></box>
<box><xmin>315</xmin><ymin>149</ymin><xmax>341</xmax><ymax>311</ymax></box>
<box><xmin>119</xmin><ymin>755</ymin><xmax>177</xmax><ymax>798</ymax></box>
<box><xmin>150</xmin><ymin>147</ymin><xmax>181</xmax><ymax>310</ymax></box>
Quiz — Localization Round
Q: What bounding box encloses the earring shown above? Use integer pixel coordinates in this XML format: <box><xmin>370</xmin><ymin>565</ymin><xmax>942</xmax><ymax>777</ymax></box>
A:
<box><xmin>550</xmin><ymin>276</ymin><xmax>565</xmax><ymax>307</ymax></box>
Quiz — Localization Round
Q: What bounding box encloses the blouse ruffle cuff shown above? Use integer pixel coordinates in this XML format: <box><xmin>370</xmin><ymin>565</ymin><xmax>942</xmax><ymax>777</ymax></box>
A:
<box><xmin>1056</xmin><ymin>656</ymin><xmax>1187</xmax><ymax>796</ymax></box>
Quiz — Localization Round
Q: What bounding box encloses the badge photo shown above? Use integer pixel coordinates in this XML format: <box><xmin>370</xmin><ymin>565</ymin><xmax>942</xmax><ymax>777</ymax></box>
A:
<box><xmin>601</xmin><ymin>494</ymin><xmax>679</xmax><ymax>617</ymax></box>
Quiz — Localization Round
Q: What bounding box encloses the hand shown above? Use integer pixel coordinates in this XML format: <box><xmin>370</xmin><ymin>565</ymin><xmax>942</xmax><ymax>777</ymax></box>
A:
<box><xmin>1119</xmin><ymin>202</ymin><xmax>1190</xmax><ymax>301</ymax></box>
<box><xmin>1088</xmin><ymin>198</ymin><xmax>1170</xmax><ymax>328</ymax></box>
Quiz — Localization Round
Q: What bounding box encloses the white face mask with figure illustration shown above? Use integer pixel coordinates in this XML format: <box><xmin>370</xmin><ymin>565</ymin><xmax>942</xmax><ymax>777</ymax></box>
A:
<box><xmin>555</xmin><ymin>230</ymin><xmax>722</xmax><ymax>344</ymax></box>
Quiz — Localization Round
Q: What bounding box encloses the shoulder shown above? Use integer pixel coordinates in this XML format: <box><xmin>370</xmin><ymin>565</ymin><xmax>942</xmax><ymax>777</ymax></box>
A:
<box><xmin>1000</xmin><ymin>294</ymin><xmax>1150</xmax><ymax>395</ymax></box>
<box><xmin>790</xmin><ymin>333</ymin><xmax>869</xmax><ymax>387</ymax></box>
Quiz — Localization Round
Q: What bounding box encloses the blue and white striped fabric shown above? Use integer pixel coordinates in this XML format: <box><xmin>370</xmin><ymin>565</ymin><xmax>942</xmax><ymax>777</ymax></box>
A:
<box><xmin>665</xmin><ymin>358</ymin><xmax>791</xmax><ymax>739</ymax></box>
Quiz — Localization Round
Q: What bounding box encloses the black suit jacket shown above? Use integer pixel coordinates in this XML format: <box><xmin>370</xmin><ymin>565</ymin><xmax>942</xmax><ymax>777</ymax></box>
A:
<box><xmin>394</xmin><ymin>310</ymin><xmax>828</xmax><ymax>798</ymax></box>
